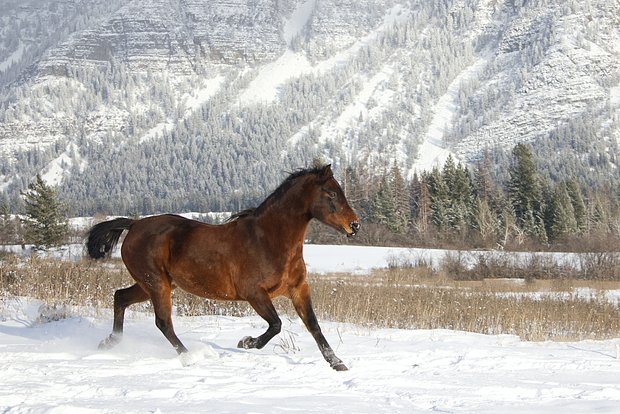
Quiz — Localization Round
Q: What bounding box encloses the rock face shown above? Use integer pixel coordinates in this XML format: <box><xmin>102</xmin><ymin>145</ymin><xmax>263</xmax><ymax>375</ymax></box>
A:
<box><xmin>182</xmin><ymin>0</ymin><xmax>287</xmax><ymax>64</ymax></box>
<box><xmin>38</xmin><ymin>0</ymin><xmax>289</xmax><ymax>73</ymax></box>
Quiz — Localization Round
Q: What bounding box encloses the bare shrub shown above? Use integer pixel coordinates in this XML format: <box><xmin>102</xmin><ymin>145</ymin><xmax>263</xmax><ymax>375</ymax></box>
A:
<box><xmin>441</xmin><ymin>251</ymin><xmax>480</xmax><ymax>280</ymax></box>
<box><xmin>579</xmin><ymin>251</ymin><xmax>620</xmax><ymax>280</ymax></box>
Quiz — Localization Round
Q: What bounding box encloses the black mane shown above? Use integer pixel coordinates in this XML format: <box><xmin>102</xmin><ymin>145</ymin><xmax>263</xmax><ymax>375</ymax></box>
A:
<box><xmin>227</xmin><ymin>166</ymin><xmax>326</xmax><ymax>221</ymax></box>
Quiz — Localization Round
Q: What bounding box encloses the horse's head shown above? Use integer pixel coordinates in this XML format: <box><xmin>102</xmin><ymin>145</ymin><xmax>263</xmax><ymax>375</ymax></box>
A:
<box><xmin>310</xmin><ymin>165</ymin><xmax>360</xmax><ymax>237</ymax></box>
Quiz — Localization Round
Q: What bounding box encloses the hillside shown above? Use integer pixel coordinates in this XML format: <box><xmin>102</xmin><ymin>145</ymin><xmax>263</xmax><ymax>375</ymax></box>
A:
<box><xmin>0</xmin><ymin>0</ymin><xmax>618</xmax><ymax>215</ymax></box>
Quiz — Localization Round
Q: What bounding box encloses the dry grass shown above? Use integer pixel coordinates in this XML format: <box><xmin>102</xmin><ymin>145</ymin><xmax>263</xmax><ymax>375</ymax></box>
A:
<box><xmin>1</xmin><ymin>253</ymin><xmax>620</xmax><ymax>341</ymax></box>
<box><xmin>306</xmin><ymin>268</ymin><xmax>620</xmax><ymax>341</ymax></box>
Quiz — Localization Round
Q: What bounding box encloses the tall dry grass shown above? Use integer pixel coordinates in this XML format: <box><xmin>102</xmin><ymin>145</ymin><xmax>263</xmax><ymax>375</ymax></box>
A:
<box><xmin>306</xmin><ymin>268</ymin><xmax>620</xmax><ymax>341</ymax></box>
<box><xmin>1</xmin><ymin>252</ymin><xmax>619</xmax><ymax>341</ymax></box>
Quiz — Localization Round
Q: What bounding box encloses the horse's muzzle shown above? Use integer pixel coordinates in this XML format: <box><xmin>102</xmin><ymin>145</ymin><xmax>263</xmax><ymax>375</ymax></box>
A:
<box><xmin>349</xmin><ymin>221</ymin><xmax>360</xmax><ymax>236</ymax></box>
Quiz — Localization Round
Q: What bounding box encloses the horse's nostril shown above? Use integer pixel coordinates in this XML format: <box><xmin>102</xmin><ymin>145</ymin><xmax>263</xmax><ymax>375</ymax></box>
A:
<box><xmin>351</xmin><ymin>221</ymin><xmax>360</xmax><ymax>234</ymax></box>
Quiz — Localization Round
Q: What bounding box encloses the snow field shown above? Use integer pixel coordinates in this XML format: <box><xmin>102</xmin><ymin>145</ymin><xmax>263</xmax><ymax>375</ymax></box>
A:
<box><xmin>2</xmin><ymin>239</ymin><xmax>620</xmax><ymax>413</ymax></box>
<box><xmin>1</xmin><ymin>298</ymin><xmax>620</xmax><ymax>413</ymax></box>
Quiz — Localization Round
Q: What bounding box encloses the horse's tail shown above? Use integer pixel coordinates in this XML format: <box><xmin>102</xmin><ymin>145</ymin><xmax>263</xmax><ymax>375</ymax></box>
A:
<box><xmin>86</xmin><ymin>218</ymin><xmax>135</xmax><ymax>259</ymax></box>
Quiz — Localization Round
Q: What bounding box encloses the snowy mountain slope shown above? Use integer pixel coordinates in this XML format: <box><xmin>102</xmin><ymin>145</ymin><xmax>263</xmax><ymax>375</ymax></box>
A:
<box><xmin>453</xmin><ymin>1</ymin><xmax>620</xmax><ymax>162</ymax></box>
<box><xmin>0</xmin><ymin>0</ymin><xmax>618</xmax><ymax>214</ymax></box>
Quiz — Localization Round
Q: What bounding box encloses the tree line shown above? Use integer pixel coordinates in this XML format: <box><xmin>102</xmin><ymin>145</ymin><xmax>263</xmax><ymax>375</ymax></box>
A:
<box><xmin>337</xmin><ymin>143</ymin><xmax>618</xmax><ymax>251</ymax></box>
<box><xmin>1</xmin><ymin>142</ymin><xmax>618</xmax><ymax>252</ymax></box>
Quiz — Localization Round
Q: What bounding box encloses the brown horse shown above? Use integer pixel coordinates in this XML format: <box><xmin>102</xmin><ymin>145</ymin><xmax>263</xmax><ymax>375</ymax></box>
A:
<box><xmin>86</xmin><ymin>164</ymin><xmax>359</xmax><ymax>370</ymax></box>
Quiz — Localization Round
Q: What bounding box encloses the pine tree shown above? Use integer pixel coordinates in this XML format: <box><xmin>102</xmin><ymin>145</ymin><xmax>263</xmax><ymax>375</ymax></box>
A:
<box><xmin>371</xmin><ymin>175</ymin><xmax>396</xmax><ymax>229</ymax></box>
<box><xmin>21</xmin><ymin>174</ymin><xmax>69</xmax><ymax>248</ymax></box>
<box><xmin>548</xmin><ymin>182</ymin><xmax>577</xmax><ymax>242</ymax></box>
<box><xmin>0</xmin><ymin>199</ymin><xmax>20</xmax><ymax>244</ymax></box>
<box><xmin>388</xmin><ymin>163</ymin><xmax>409</xmax><ymax>234</ymax></box>
<box><xmin>474</xmin><ymin>148</ymin><xmax>494</xmax><ymax>203</ymax></box>
<box><xmin>341</xmin><ymin>165</ymin><xmax>366</xmax><ymax>218</ymax></box>
<box><xmin>507</xmin><ymin>143</ymin><xmax>547</xmax><ymax>242</ymax></box>
<box><xmin>410</xmin><ymin>173</ymin><xmax>430</xmax><ymax>235</ymax></box>
<box><xmin>427</xmin><ymin>167</ymin><xmax>449</xmax><ymax>230</ymax></box>
<box><xmin>445</xmin><ymin>161</ymin><xmax>472</xmax><ymax>232</ymax></box>
<box><xmin>565</xmin><ymin>179</ymin><xmax>586</xmax><ymax>233</ymax></box>
<box><xmin>589</xmin><ymin>197</ymin><xmax>607</xmax><ymax>232</ymax></box>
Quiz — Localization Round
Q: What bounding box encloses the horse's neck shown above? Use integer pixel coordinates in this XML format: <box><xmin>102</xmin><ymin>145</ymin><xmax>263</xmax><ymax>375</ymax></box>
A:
<box><xmin>255</xmin><ymin>182</ymin><xmax>312</xmax><ymax>247</ymax></box>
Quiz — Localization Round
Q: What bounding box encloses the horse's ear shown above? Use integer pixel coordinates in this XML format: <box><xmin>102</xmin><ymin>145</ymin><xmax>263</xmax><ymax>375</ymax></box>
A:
<box><xmin>318</xmin><ymin>164</ymin><xmax>333</xmax><ymax>182</ymax></box>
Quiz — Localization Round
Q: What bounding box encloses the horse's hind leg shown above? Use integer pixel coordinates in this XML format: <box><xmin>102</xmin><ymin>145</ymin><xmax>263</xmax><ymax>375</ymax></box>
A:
<box><xmin>99</xmin><ymin>283</ymin><xmax>149</xmax><ymax>349</ymax></box>
<box><xmin>238</xmin><ymin>289</ymin><xmax>282</xmax><ymax>350</ymax></box>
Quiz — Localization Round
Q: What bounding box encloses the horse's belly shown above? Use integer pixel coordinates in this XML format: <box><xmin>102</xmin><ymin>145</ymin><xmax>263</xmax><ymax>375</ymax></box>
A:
<box><xmin>171</xmin><ymin>269</ymin><xmax>238</xmax><ymax>300</ymax></box>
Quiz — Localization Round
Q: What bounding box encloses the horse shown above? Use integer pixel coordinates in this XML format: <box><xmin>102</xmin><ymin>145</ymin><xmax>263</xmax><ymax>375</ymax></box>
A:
<box><xmin>86</xmin><ymin>164</ymin><xmax>360</xmax><ymax>371</ymax></box>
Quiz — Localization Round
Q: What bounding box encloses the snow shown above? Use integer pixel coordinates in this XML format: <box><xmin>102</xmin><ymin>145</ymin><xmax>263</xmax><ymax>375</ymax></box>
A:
<box><xmin>180</xmin><ymin>75</ymin><xmax>226</xmax><ymax>116</ymax></box>
<box><xmin>304</xmin><ymin>244</ymin><xmax>440</xmax><ymax>274</ymax></box>
<box><xmin>2</xmin><ymin>297</ymin><xmax>620</xmax><ymax>413</ymax></box>
<box><xmin>237</xmin><ymin>0</ymin><xmax>316</xmax><ymax>105</ymax></box>
<box><xmin>41</xmin><ymin>143</ymin><xmax>87</xmax><ymax>187</ymax></box>
<box><xmin>0</xmin><ymin>241</ymin><xmax>605</xmax><ymax>278</ymax></box>
<box><xmin>0</xmin><ymin>174</ymin><xmax>12</xmax><ymax>192</ymax></box>
<box><xmin>282</xmin><ymin>0</ymin><xmax>316</xmax><ymax>46</ymax></box>
<box><xmin>2</xmin><ymin>244</ymin><xmax>620</xmax><ymax>412</ymax></box>
<box><xmin>139</xmin><ymin>76</ymin><xmax>225</xmax><ymax>143</ymax></box>
<box><xmin>611</xmin><ymin>85</ymin><xmax>620</xmax><ymax>108</ymax></box>
<box><xmin>237</xmin><ymin>4</ymin><xmax>410</xmax><ymax>106</ymax></box>
<box><xmin>237</xmin><ymin>51</ymin><xmax>312</xmax><ymax>105</ymax></box>
<box><xmin>318</xmin><ymin>63</ymin><xmax>396</xmax><ymax>146</ymax></box>
<box><xmin>409</xmin><ymin>57</ymin><xmax>489</xmax><ymax>176</ymax></box>
<box><xmin>0</xmin><ymin>41</ymin><xmax>25</xmax><ymax>73</ymax></box>
<box><xmin>139</xmin><ymin>120</ymin><xmax>175</xmax><ymax>144</ymax></box>
<box><xmin>0</xmin><ymin>243</ymin><xmax>431</xmax><ymax>274</ymax></box>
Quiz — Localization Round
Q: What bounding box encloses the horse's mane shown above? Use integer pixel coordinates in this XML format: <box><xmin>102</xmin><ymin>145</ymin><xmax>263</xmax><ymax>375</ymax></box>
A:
<box><xmin>227</xmin><ymin>166</ymin><xmax>325</xmax><ymax>222</ymax></box>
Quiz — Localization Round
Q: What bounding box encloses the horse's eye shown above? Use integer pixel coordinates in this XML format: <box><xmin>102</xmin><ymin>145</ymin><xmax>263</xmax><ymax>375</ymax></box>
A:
<box><xmin>326</xmin><ymin>190</ymin><xmax>337</xmax><ymax>199</ymax></box>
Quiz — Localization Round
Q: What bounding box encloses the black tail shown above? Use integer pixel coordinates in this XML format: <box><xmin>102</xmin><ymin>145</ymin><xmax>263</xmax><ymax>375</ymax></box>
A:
<box><xmin>86</xmin><ymin>218</ymin><xmax>134</xmax><ymax>259</ymax></box>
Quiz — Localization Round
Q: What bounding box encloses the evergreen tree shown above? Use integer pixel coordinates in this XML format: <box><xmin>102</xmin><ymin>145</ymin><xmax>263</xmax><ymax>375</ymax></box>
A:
<box><xmin>388</xmin><ymin>163</ymin><xmax>409</xmax><ymax>234</ymax></box>
<box><xmin>410</xmin><ymin>173</ymin><xmax>430</xmax><ymax>235</ymax></box>
<box><xmin>565</xmin><ymin>179</ymin><xmax>586</xmax><ymax>233</ymax></box>
<box><xmin>0</xmin><ymin>199</ymin><xmax>20</xmax><ymax>244</ymax></box>
<box><xmin>589</xmin><ymin>197</ymin><xmax>607</xmax><ymax>232</ymax></box>
<box><xmin>371</xmin><ymin>175</ymin><xmax>396</xmax><ymax>229</ymax></box>
<box><xmin>507</xmin><ymin>143</ymin><xmax>547</xmax><ymax>242</ymax></box>
<box><xmin>547</xmin><ymin>182</ymin><xmax>578</xmax><ymax>242</ymax></box>
<box><xmin>474</xmin><ymin>148</ymin><xmax>494</xmax><ymax>203</ymax></box>
<box><xmin>21</xmin><ymin>174</ymin><xmax>69</xmax><ymax>248</ymax></box>
<box><xmin>341</xmin><ymin>165</ymin><xmax>366</xmax><ymax>217</ymax></box>
<box><xmin>445</xmin><ymin>160</ymin><xmax>472</xmax><ymax>232</ymax></box>
<box><xmin>427</xmin><ymin>167</ymin><xmax>449</xmax><ymax>230</ymax></box>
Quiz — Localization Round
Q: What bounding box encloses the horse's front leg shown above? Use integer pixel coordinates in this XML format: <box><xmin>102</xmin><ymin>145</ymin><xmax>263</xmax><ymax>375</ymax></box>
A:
<box><xmin>238</xmin><ymin>289</ymin><xmax>282</xmax><ymax>350</ymax></box>
<box><xmin>289</xmin><ymin>282</ymin><xmax>348</xmax><ymax>371</ymax></box>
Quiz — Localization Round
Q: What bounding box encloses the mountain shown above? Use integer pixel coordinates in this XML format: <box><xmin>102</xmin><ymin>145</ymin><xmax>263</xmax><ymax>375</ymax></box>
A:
<box><xmin>0</xmin><ymin>0</ymin><xmax>618</xmax><ymax>215</ymax></box>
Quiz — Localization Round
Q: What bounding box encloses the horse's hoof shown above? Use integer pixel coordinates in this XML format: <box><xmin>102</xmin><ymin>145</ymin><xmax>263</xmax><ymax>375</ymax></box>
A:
<box><xmin>237</xmin><ymin>336</ymin><xmax>255</xmax><ymax>349</ymax></box>
<box><xmin>332</xmin><ymin>362</ymin><xmax>348</xmax><ymax>371</ymax></box>
<box><xmin>98</xmin><ymin>334</ymin><xmax>120</xmax><ymax>350</ymax></box>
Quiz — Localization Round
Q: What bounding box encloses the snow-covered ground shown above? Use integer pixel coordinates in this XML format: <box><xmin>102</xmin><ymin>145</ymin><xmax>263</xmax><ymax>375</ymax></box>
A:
<box><xmin>1</xmin><ymin>296</ymin><xmax>620</xmax><ymax>413</ymax></box>
<box><xmin>2</xmin><ymin>244</ymin><xmax>620</xmax><ymax>413</ymax></box>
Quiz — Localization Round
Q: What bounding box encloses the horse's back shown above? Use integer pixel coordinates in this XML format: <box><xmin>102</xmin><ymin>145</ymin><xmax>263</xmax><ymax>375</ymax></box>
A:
<box><xmin>121</xmin><ymin>214</ymin><xmax>241</xmax><ymax>299</ymax></box>
<box><xmin>121</xmin><ymin>214</ymin><xmax>199</xmax><ymax>267</ymax></box>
